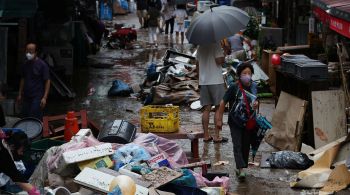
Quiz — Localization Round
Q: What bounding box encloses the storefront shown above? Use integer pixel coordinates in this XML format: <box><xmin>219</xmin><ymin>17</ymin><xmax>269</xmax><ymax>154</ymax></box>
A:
<box><xmin>312</xmin><ymin>0</ymin><xmax>350</xmax><ymax>39</ymax></box>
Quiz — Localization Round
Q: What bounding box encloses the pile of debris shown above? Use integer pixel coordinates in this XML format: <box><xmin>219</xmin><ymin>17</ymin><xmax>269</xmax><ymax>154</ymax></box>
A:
<box><xmin>28</xmin><ymin>128</ymin><xmax>230</xmax><ymax>194</ymax></box>
<box><xmin>258</xmin><ymin>90</ymin><xmax>350</xmax><ymax>194</ymax></box>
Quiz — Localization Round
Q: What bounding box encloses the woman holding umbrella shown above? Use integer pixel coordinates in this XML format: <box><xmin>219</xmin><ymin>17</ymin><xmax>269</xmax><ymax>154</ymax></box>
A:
<box><xmin>216</xmin><ymin>62</ymin><xmax>259</xmax><ymax>181</ymax></box>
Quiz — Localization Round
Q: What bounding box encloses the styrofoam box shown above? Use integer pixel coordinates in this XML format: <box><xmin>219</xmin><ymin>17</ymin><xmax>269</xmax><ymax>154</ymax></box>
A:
<box><xmin>63</xmin><ymin>143</ymin><xmax>114</xmax><ymax>164</ymax></box>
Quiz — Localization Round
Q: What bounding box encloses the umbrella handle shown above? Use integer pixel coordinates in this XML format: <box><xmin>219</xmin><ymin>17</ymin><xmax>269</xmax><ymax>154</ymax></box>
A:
<box><xmin>209</xmin><ymin>4</ymin><xmax>219</xmax><ymax>12</ymax></box>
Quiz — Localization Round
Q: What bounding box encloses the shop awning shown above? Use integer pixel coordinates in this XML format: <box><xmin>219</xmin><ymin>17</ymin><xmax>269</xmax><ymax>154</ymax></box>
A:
<box><xmin>312</xmin><ymin>0</ymin><xmax>350</xmax><ymax>38</ymax></box>
<box><xmin>0</xmin><ymin>0</ymin><xmax>38</xmax><ymax>18</ymax></box>
<box><xmin>312</xmin><ymin>0</ymin><xmax>350</xmax><ymax>21</ymax></box>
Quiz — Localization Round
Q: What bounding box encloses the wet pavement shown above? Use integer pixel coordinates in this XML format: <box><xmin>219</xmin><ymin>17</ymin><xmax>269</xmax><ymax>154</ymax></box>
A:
<box><xmin>43</xmin><ymin>13</ymin><xmax>330</xmax><ymax>195</ymax></box>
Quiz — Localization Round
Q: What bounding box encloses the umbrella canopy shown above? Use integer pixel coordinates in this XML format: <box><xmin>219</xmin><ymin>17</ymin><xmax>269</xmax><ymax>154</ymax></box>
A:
<box><xmin>186</xmin><ymin>5</ymin><xmax>250</xmax><ymax>45</ymax></box>
<box><xmin>176</xmin><ymin>0</ymin><xmax>190</xmax><ymax>5</ymax></box>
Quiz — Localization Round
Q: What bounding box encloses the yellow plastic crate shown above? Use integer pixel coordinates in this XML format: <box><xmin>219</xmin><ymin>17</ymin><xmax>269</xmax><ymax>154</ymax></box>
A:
<box><xmin>140</xmin><ymin>105</ymin><xmax>179</xmax><ymax>133</ymax></box>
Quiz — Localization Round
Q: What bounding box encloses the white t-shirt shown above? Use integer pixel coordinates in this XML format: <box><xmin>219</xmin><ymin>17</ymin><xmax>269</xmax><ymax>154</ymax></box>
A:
<box><xmin>174</xmin><ymin>9</ymin><xmax>187</xmax><ymax>24</ymax></box>
<box><xmin>197</xmin><ymin>43</ymin><xmax>225</xmax><ymax>85</ymax></box>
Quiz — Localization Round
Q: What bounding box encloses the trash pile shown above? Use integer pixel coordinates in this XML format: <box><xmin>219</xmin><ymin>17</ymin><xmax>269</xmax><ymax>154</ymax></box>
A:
<box><xmin>107</xmin><ymin>48</ymin><xmax>272</xmax><ymax>108</ymax></box>
<box><xmin>258</xmin><ymin>89</ymin><xmax>350</xmax><ymax>194</ymax></box>
<box><xmin>28</xmin><ymin>128</ymin><xmax>230</xmax><ymax>194</ymax></box>
<box><xmin>105</xmin><ymin>24</ymin><xmax>137</xmax><ymax>50</ymax></box>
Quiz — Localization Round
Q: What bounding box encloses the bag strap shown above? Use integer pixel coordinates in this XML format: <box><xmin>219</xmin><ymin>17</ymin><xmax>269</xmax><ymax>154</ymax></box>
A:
<box><xmin>238</xmin><ymin>81</ymin><xmax>251</xmax><ymax>118</ymax></box>
<box><xmin>229</xmin><ymin>85</ymin><xmax>240</xmax><ymax>113</ymax></box>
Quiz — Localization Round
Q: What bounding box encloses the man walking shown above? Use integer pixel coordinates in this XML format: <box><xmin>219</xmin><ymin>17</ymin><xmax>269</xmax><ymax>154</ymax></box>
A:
<box><xmin>17</xmin><ymin>42</ymin><xmax>50</xmax><ymax>120</ymax></box>
<box><xmin>197</xmin><ymin>43</ymin><xmax>228</xmax><ymax>143</ymax></box>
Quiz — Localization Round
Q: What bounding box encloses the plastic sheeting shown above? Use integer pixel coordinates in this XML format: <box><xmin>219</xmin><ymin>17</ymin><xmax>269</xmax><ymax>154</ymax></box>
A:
<box><xmin>269</xmin><ymin>151</ymin><xmax>314</xmax><ymax>169</ymax></box>
<box><xmin>47</xmin><ymin>135</ymin><xmax>103</xmax><ymax>173</ymax></box>
<box><xmin>133</xmin><ymin>133</ymin><xmax>189</xmax><ymax>167</ymax></box>
<box><xmin>190</xmin><ymin>171</ymin><xmax>230</xmax><ymax>193</ymax></box>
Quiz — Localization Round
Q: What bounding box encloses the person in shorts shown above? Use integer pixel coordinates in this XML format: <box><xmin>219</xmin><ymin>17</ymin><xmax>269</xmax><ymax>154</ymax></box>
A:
<box><xmin>196</xmin><ymin>43</ymin><xmax>228</xmax><ymax>143</ymax></box>
<box><xmin>174</xmin><ymin>4</ymin><xmax>188</xmax><ymax>44</ymax></box>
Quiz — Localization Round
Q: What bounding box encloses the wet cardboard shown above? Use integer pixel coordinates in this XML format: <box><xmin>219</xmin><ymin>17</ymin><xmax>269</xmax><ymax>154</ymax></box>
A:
<box><xmin>265</xmin><ymin>91</ymin><xmax>308</xmax><ymax>151</ymax></box>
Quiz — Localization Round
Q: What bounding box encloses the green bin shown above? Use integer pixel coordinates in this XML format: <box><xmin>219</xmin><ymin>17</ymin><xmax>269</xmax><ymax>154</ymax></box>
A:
<box><xmin>24</xmin><ymin>139</ymin><xmax>65</xmax><ymax>164</ymax></box>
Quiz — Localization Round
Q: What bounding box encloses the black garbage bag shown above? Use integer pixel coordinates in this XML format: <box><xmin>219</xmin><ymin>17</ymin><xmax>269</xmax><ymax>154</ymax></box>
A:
<box><xmin>269</xmin><ymin>151</ymin><xmax>314</xmax><ymax>169</ymax></box>
<box><xmin>108</xmin><ymin>80</ymin><xmax>133</xmax><ymax>96</ymax></box>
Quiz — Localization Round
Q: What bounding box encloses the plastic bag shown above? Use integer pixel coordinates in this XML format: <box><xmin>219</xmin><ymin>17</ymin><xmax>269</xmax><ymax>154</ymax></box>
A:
<box><xmin>119</xmin><ymin>0</ymin><xmax>129</xmax><ymax>10</ymax></box>
<box><xmin>171</xmin><ymin>169</ymin><xmax>197</xmax><ymax>188</ymax></box>
<box><xmin>269</xmin><ymin>151</ymin><xmax>314</xmax><ymax>169</ymax></box>
<box><xmin>108</xmin><ymin>186</ymin><xmax>122</xmax><ymax>195</ymax></box>
<box><xmin>108</xmin><ymin>80</ymin><xmax>133</xmax><ymax>96</ymax></box>
<box><xmin>112</xmin><ymin>143</ymin><xmax>151</xmax><ymax>170</ymax></box>
<box><xmin>100</xmin><ymin>2</ymin><xmax>113</xmax><ymax>21</ymax></box>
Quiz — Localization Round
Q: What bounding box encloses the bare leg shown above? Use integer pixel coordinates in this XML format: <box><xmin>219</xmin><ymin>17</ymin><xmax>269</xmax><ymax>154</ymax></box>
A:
<box><xmin>181</xmin><ymin>32</ymin><xmax>184</xmax><ymax>44</ymax></box>
<box><xmin>202</xmin><ymin>105</ymin><xmax>211</xmax><ymax>140</ymax></box>
<box><xmin>175</xmin><ymin>32</ymin><xmax>179</xmax><ymax>44</ymax></box>
<box><xmin>214</xmin><ymin>106</ymin><xmax>221</xmax><ymax>140</ymax></box>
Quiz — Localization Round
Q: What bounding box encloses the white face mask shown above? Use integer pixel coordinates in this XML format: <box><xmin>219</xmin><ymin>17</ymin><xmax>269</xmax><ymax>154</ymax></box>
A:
<box><xmin>26</xmin><ymin>53</ymin><xmax>34</xmax><ymax>60</ymax></box>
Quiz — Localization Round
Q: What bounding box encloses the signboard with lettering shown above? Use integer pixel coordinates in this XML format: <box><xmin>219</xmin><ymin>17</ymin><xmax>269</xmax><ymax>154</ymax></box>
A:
<box><xmin>63</xmin><ymin>143</ymin><xmax>114</xmax><ymax>164</ymax></box>
<box><xmin>313</xmin><ymin>7</ymin><xmax>350</xmax><ymax>39</ymax></box>
<box><xmin>329</xmin><ymin>16</ymin><xmax>350</xmax><ymax>39</ymax></box>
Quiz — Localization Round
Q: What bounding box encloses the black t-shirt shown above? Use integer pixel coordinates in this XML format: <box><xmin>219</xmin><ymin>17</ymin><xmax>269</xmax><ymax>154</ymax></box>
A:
<box><xmin>0</xmin><ymin>105</ymin><xmax>5</xmax><ymax>127</ymax></box>
<box><xmin>0</xmin><ymin>141</ymin><xmax>27</xmax><ymax>183</ymax></box>
<box><xmin>136</xmin><ymin>0</ymin><xmax>148</xmax><ymax>10</ymax></box>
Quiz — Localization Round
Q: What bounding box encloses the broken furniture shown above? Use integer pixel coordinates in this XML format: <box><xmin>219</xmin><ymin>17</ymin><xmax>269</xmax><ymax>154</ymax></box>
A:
<box><xmin>42</xmin><ymin>110</ymin><xmax>100</xmax><ymax>138</ymax></box>
<box><xmin>138</xmin><ymin>125</ymin><xmax>204</xmax><ymax>162</ymax></box>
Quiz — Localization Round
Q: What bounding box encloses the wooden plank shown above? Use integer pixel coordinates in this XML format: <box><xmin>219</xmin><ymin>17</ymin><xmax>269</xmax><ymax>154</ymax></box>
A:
<box><xmin>261</xmin><ymin>50</ymin><xmax>282</xmax><ymax>95</ymax></box>
<box><xmin>265</xmin><ymin>91</ymin><xmax>308</xmax><ymax>151</ymax></box>
<box><xmin>312</xmin><ymin>90</ymin><xmax>347</xmax><ymax>149</ymax></box>
<box><xmin>137</xmin><ymin>125</ymin><xmax>204</xmax><ymax>140</ymax></box>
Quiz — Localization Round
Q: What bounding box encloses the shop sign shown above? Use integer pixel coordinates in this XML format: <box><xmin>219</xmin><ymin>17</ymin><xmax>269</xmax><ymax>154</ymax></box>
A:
<box><xmin>329</xmin><ymin>16</ymin><xmax>350</xmax><ymax>39</ymax></box>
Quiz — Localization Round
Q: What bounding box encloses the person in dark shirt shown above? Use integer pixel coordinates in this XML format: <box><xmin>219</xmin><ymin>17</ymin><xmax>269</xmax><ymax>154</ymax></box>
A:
<box><xmin>0</xmin><ymin>130</ymin><xmax>40</xmax><ymax>195</ymax></box>
<box><xmin>136</xmin><ymin>0</ymin><xmax>149</xmax><ymax>28</ymax></box>
<box><xmin>217</xmin><ymin>62</ymin><xmax>259</xmax><ymax>181</ymax></box>
<box><xmin>17</xmin><ymin>43</ymin><xmax>50</xmax><ymax>120</ymax></box>
<box><xmin>147</xmin><ymin>0</ymin><xmax>161</xmax><ymax>47</ymax></box>
<box><xmin>0</xmin><ymin>82</ymin><xmax>5</xmax><ymax>127</ymax></box>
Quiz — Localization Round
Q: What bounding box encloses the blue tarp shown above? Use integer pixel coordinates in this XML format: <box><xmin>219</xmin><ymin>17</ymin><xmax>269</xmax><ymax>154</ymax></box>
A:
<box><xmin>100</xmin><ymin>1</ymin><xmax>113</xmax><ymax>20</ymax></box>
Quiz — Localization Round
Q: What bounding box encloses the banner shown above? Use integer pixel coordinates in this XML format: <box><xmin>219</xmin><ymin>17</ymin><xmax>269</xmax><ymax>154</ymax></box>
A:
<box><xmin>313</xmin><ymin>7</ymin><xmax>350</xmax><ymax>39</ymax></box>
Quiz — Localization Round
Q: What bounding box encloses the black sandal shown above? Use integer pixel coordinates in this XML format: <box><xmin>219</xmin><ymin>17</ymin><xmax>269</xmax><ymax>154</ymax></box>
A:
<box><xmin>213</xmin><ymin>137</ymin><xmax>229</xmax><ymax>143</ymax></box>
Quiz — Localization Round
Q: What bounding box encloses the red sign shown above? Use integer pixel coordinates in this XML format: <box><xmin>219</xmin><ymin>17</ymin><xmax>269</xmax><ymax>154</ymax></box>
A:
<box><xmin>329</xmin><ymin>16</ymin><xmax>350</xmax><ymax>39</ymax></box>
<box><xmin>313</xmin><ymin>7</ymin><xmax>350</xmax><ymax>39</ymax></box>
<box><xmin>313</xmin><ymin>7</ymin><xmax>329</xmax><ymax>22</ymax></box>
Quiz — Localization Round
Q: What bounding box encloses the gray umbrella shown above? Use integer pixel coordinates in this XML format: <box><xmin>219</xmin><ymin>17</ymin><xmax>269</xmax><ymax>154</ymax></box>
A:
<box><xmin>176</xmin><ymin>0</ymin><xmax>190</xmax><ymax>5</ymax></box>
<box><xmin>186</xmin><ymin>5</ymin><xmax>250</xmax><ymax>45</ymax></box>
